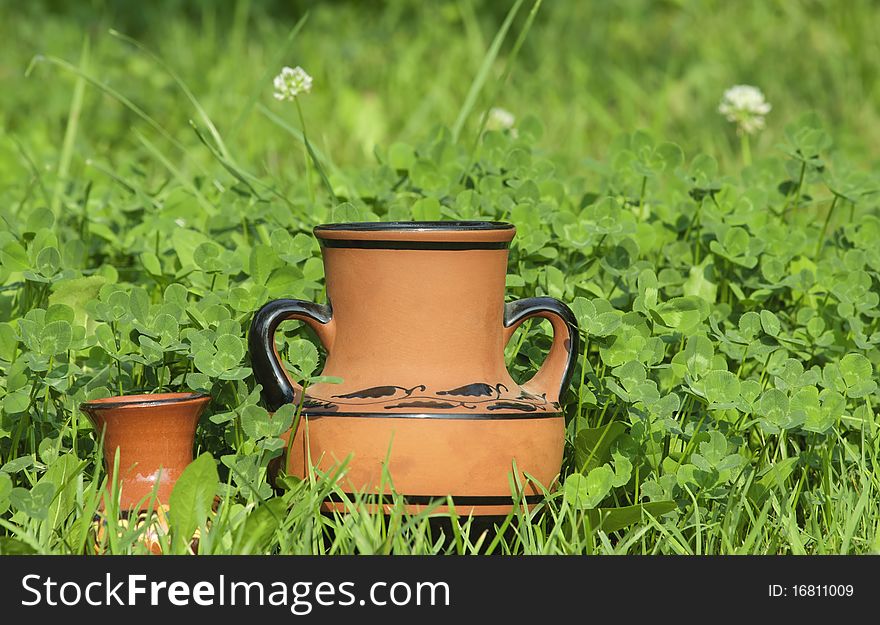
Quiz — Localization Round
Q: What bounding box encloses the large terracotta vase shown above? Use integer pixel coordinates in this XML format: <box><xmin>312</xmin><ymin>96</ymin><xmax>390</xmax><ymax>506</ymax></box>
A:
<box><xmin>249</xmin><ymin>221</ymin><xmax>579</xmax><ymax>515</ymax></box>
<box><xmin>80</xmin><ymin>393</ymin><xmax>210</xmax><ymax>511</ymax></box>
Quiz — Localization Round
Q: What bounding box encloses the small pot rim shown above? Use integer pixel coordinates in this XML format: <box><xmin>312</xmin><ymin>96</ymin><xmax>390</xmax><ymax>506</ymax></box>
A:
<box><xmin>79</xmin><ymin>392</ymin><xmax>210</xmax><ymax>411</ymax></box>
<box><xmin>314</xmin><ymin>220</ymin><xmax>514</xmax><ymax>234</ymax></box>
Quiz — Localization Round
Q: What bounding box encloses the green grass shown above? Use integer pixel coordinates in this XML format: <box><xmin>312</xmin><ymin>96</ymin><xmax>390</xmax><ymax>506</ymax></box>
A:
<box><xmin>1</xmin><ymin>0</ymin><xmax>879</xmax><ymax>555</ymax></box>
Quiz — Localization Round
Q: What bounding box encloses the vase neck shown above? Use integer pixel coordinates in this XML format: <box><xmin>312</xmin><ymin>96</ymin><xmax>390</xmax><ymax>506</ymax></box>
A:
<box><xmin>319</xmin><ymin>247</ymin><xmax>512</xmax><ymax>389</ymax></box>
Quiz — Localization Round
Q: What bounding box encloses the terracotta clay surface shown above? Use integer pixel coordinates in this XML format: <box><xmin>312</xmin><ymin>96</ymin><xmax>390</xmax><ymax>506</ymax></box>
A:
<box><xmin>80</xmin><ymin>392</ymin><xmax>210</xmax><ymax>511</ymax></box>
<box><xmin>284</xmin><ymin>415</ymin><xmax>563</xmax><ymax>515</ymax></box>
<box><xmin>249</xmin><ymin>222</ymin><xmax>579</xmax><ymax>514</ymax></box>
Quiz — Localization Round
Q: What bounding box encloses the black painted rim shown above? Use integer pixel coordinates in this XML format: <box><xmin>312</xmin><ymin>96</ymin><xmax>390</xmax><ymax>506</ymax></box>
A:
<box><xmin>314</xmin><ymin>221</ymin><xmax>513</xmax><ymax>234</ymax></box>
<box><xmin>318</xmin><ymin>239</ymin><xmax>509</xmax><ymax>250</ymax></box>
<box><xmin>79</xmin><ymin>392</ymin><xmax>210</xmax><ymax>411</ymax></box>
<box><xmin>326</xmin><ymin>492</ymin><xmax>545</xmax><ymax>506</ymax></box>
<box><xmin>300</xmin><ymin>411</ymin><xmax>562</xmax><ymax>420</ymax></box>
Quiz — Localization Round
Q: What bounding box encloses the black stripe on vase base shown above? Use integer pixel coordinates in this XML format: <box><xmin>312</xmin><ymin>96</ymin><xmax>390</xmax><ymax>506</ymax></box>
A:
<box><xmin>318</xmin><ymin>239</ymin><xmax>509</xmax><ymax>250</ymax></box>
<box><xmin>300</xmin><ymin>411</ymin><xmax>563</xmax><ymax>420</ymax></box>
<box><xmin>325</xmin><ymin>493</ymin><xmax>545</xmax><ymax>506</ymax></box>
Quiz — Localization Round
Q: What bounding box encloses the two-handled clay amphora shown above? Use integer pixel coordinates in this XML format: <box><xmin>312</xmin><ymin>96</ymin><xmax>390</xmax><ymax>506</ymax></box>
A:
<box><xmin>249</xmin><ymin>222</ymin><xmax>579</xmax><ymax>515</ymax></box>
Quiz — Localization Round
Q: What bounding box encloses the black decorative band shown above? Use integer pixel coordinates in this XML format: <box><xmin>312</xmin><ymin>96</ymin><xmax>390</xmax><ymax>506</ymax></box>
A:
<box><xmin>302</xmin><ymin>411</ymin><xmax>563</xmax><ymax>420</ymax></box>
<box><xmin>314</xmin><ymin>221</ymin><xmax>514</xmax><ymax>232</ymax></box>
<box><xmin>325</xmin><ymin>493</ymin><xmax>545</xmax><ymax>506</ymax></box>
<box><xmin>318</xmin><ymin>239</ymin><xmax>510</xmax><ymax>250</ymax></box>
<box><xmin>80</xmin><ymin>393</ymin><xmax>209</xmax><ymax>411</ymax></box>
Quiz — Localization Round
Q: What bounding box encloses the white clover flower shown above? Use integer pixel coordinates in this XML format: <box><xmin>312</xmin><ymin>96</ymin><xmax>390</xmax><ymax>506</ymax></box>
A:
<box><xmin>485</xmin><ymin>107</ymin><xmax>516</xmax><ymax>131</ymax></box>
<box><xmin>273</xmin><ymin>66</ymin><xmax>313</xmax><ymax>101</ymax></box>
<box><xmin>718</xmin><ymin>85</ymin><xmax>771</xmax><ymax>135</ymax></box>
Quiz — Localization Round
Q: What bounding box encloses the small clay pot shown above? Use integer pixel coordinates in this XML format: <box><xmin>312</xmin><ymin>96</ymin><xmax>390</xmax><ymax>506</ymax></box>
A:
<box><xmin>80</xmin><ymin>392</ymin><xmax>210</xmax><ymax>511</ymax></box>
<box><xmin>249</xmin><ymin>221</ymin><xmax>580</xmax><ymax>515</ymax></box>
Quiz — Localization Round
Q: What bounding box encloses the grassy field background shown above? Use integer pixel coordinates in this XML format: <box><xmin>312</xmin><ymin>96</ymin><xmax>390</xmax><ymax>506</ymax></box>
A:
<box><xmin>1</xmin><ymin>0</ymin><xmax>879</xmax><ymax>554</ymax></box>
<box><xmin>4</xmin><ymin>1</ymin><xmax>879</xmax><ymax>176</ymax></box>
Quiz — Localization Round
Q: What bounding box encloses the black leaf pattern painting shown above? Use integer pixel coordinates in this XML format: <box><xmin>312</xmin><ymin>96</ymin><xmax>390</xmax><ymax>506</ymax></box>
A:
<box><xmin>436</xmin><ymin>382</ymin><xmax>508</xmax><ymax>397</ymax></box>
<box><xmin>333</xmin><ymin>384</ymin><xmax>426</xmax><ymax>399</ymax></box>
<box><xmin>385</xmin><ymin>400</ymin><xmax>462</xmax><ymax>410</ymax></box>
<box><xmin>301</xmin><ymin>398</ymin><xmax>339</xmax><ymax>412</ymax></box>
<box><xmin>303</xmin><ymin>381</ymin><xmax>549</xmax><ymax>413</ymax></box>
<box><xmin>487</xmin><ymin>401</ymin><xmax>538</xmax><ymax>412</ymax></box>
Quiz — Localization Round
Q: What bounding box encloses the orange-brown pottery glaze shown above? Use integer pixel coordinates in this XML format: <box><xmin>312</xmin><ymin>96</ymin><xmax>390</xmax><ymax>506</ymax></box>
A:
<box><xmin>80</xmin><ymin>393</ymin><xmax>210</xmax><ymax>512</ymax></box>
<box><xmin>250</xmin><ymin>222</ymin><xmax>579</xmax><ymax>514</ymax></box>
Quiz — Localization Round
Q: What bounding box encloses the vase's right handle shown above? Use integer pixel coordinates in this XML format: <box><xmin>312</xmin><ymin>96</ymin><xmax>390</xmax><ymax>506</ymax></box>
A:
<box><xmin>248</xmin><ymin>299</ymin><xmax>335</xmax><ymax>412</ymax></box>
<box><xmin>503</xmin><ymin>297</ymin><xmax>580</xmax><ymax>404</ymax></box>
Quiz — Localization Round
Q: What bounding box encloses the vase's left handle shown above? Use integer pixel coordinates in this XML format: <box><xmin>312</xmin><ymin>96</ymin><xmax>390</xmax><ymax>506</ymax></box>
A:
<box><xmin>248</xmin><ymin>299</ymin><xmax>335</xmax><ymax>412</ymax></box>
<box><xmin>503</xmin><ymin>297</ymin><xmax>579</xmax><ymax>404</ymax></box>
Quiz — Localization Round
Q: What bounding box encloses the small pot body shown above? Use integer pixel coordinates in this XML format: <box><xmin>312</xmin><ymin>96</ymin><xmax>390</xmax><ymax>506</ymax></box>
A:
<box><xmin>250</xmin><ymin>222</ymin><xmax>579</xmax><ymax>515</ymax></box>
<box><xmin>80</xmin><ymin>393</ymin><xmax>210</xmax><ymax>511</ymax></box>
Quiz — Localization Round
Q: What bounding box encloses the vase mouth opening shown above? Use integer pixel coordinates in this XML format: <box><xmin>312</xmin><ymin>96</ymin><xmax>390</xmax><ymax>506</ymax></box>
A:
<box><xmin>313</xmin><ymin>221</ymin><xmax>516</xmax><ymax>248</ymax></box>
<box><xmin>315</xmin><ymin>221</ymin><xmax>514</xmax><ymax>233</ymax></box>
<box><xmin>80</xmin><ymin>392</ymin><xmax>210</xmax><ymax>412</ymax></box>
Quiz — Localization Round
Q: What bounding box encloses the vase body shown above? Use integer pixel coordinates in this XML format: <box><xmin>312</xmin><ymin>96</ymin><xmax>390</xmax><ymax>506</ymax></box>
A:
<box><xmin>249</xmin><ymin>222</ymin><xmax>579</xmax><ymax>515</ymax></box>
<box><xmin>80</xmin><ymin>393</ymin><xmax>209</xmax><ymax>511</ymax></box>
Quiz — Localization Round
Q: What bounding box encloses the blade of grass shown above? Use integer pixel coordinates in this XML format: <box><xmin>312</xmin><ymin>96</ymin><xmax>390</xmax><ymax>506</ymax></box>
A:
<box><xmin>27</xmin><ymin>55</ymin><xmax>188</xmax><ymax>155</ymax></box>
<box><xmin>294</xmin><ymin>97</ymin><xmax>337</xmax><ymax>202</ymax></box>
<box><xmin>51</xmin><ymin>37</ymin><xmax>89</xmax><ymax>217</ymax></box>
<box><xmin>462</xmin><ymin>0</ymin><xmax>543</xmax><ymax>179</ymax></box>
<box><xmin>9</xmin><ymin>135</ymin><xmax>53</xmax><ymax>209</ymax></box>
<box><xmin>257</xmin><ymin>104</ymin><xmax>340</xmax><ymax>175</ymax></box>
<box><xmin>451</xmin><ymin>0</ymin><xmax>525</xmax><ymax>142</ymax></box>
<box><xmin>109</xmin><ymin>29</ymin><xmax>232</xmax><ymax>161</ymax></box>
<box><xmin>134</xmin><ymin>129</ymin><xmax>216</xmax><ymax>215</ymax></box>
<box><xmin>643</xmin><ymin>512</ymin><xmax>691</xmax><ymax>555</ymax></box>
<box><xmin>841</xmin><ymin>471</ymin><xmax>871</xmax><ymax>553</ymax></box>
<box><xmin>84</xmin><ymin>158</ymin><xmax>160</xmax><ymax>209</ymax></box>
<box><xmin>188</xmin><ymin>120</ymin><xmax>266</xmax><ymax>200</ymax></box>
<box><xmin>230</xmin><ymin>13</ymin><xmax>309</xmax><ymax>139</ymax></box>
<box><xmin>0</xmin><ymin>518</ymin><xmax>44</xmax><ymax>554</ymax></box>
<box><xmin>258</xmin><ymin>102</ymin><xmax>351</xmax><ymax>200</ymax></box>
